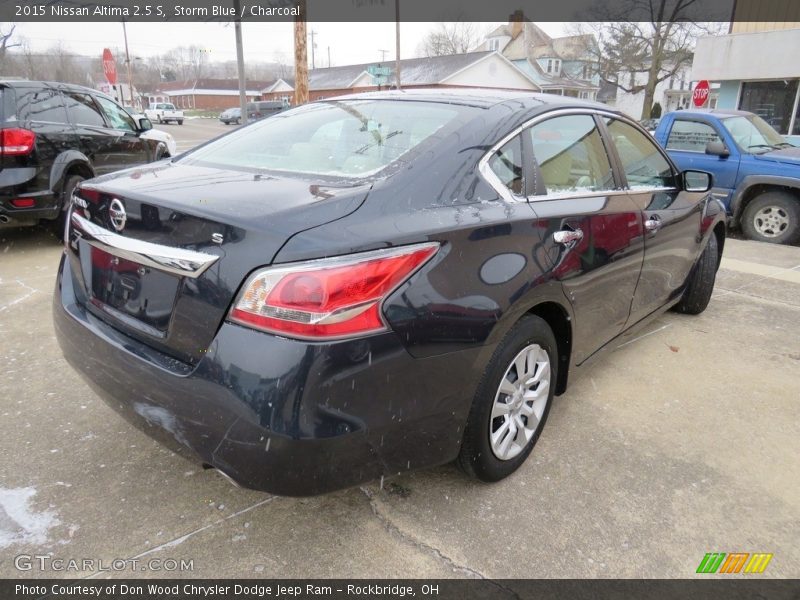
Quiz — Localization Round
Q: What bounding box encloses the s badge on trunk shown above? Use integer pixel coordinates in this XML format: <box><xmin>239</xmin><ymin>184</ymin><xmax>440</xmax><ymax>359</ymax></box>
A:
<box><xmin>109</xmin><ymin>198</ymin><xmax>127</xmax><ymax>232</ymax></box>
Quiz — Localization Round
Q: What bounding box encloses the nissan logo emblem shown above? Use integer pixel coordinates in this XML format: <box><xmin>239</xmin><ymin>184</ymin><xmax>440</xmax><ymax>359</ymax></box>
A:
<box><xmin>109</xmin><ymin>198</ymin><xmax>127</xmax><ymax>232</ymax></box>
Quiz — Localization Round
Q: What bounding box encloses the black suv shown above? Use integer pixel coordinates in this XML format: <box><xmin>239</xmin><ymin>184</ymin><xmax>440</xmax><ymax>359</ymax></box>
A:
<box><xmin>246</xmin><ymin>100</ymin><xmax>287</xmax><ymax>122</ymax></box>
<box><xmin>1</xmin><ymin>80</ymin><xmax>165</xmax><ymax>231</ymax></box>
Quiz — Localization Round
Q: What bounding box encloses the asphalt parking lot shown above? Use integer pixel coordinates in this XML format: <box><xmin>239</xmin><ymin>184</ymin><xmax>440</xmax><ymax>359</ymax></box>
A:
<box><xmin>1</xmin><ymin>120</ymin><xmax>798</xmax><ymax>579</ymax></box>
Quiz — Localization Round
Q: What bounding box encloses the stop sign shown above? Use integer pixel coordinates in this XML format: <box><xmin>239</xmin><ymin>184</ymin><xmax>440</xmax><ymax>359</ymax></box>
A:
<box><xmin>102</xmin><ymin>48</ymin><xmax>117</xmax><ymax>86</ymax></box>
<box><xmin>693</xmin><ymin>80</ymin><xmax>710</xmax><ymax>108</ymax></box>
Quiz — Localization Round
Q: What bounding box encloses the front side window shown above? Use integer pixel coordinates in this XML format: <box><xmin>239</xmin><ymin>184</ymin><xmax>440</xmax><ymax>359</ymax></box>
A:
<box><xmin>488</xmin><ymin>134</ymin><xmax>524</xmax><ymax>195</ymax></box>
<box><xmin>723</xmin><ymin>115</ymin><xmax>787</xmax><ymax>153</ymax></box>
<box><xmin>605</xmin><ymin>118</ymin><xmax>675</xmax><ymax>189</ymax></box>
<box><xmin>64</xmin><ymin>92</ymin><xmax>106</xmax><ymax>127</ymax></box>
<box><xmin>95</xmin><ymin>95</ymin><xmax>137</xmax><ymax>131</ymax></box>
<box><xmin>181</xmin><ymin>100</ymin><xmax>474</xmax><ymax>178</ymax></box>
<box><xmin>666</xmin><ymin>120</ymin><xmax>722</xmax><ymax>152</ymax></box>
<box><xmin>528</xmin><ymin>114</ymin><xmax>614</xmax><ymax>194</ymax></box>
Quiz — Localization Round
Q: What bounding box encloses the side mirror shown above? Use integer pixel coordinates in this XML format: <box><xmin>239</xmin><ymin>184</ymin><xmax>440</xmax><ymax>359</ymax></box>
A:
<box><xmin>138</xmin><ymin>117</ymin><xmax>153</xmax><ymax>131</ymax></box>
<box><xmin>705</xmin><ymin>141</ymin><xmax>730</xmax><ymax>158</ymax></box>
<box><xmin>683</xmin><ymin>170</ymin><xmax>713</xmax><ymax>193</ymax></box>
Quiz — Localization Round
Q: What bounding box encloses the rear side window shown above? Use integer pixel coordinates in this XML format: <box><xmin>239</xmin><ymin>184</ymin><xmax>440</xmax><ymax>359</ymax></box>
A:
<box><xmin>64</xmin><ymin>92</ymin><xmax>106</xmax><ymax>127</ymax></box>
<box><xmin>605</xmin><ymin>118</ymin><xmax>676</xmax><ymax>189</ymax></box>
<box><xmin>488</xmin><ymin>134</ymin><xmax>524</xmax><ymax>195</ymax></box>
<box><xmin>16</xmin><ymin>88</ymin><xmax>68</xmax><ymax>123</ymax></box>
<box><xmin>528</xmin><ymin>114</ymin><xmax>614</xmax><ymax>194</ymax></box>
<box><xmin>666</xmin><ymin>120</ymin><xmax>722</xmax><ymax>152</ymax></box>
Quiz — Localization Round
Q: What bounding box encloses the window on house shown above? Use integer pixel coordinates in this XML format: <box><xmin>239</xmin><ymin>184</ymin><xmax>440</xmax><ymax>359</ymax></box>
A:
<box><xmin>739</xmin><ymin>79</ymin><xmax>799</xmax><ymax>135</ymax></box>
<box><xmin>545</xmin><ymin>59</ymin><xmax>561</xmax><ymax>75</ymax></box>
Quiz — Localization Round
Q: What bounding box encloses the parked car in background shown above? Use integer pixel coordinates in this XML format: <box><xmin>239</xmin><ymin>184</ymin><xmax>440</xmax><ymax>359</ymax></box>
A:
<box><xmin>654</xmin><ymin>110</ymin><xmax>800</xmax><ymax>244</ymax></box>
<box><xmin>219</xmin><ymin>107</ymin><xmax>241</xmax><ymax>125</ymax></box>
<box><xmin>144</xmin><ymin>102</ymin><xmax>184</xmax><ymax>125</ymax></box>
<box><xmin>0</xmin><ymin>80</ymin><xmax>164</xmax><ymax>232</ymax></box>
<box><xmin>122</xmin><ymin>105</ymin><xmax>178</xmax><ymax>157</ymax></box>
<box><xmin>246</xmin><ymin>100</ymin><xmax>286</xmax><ymax>122</ymax></box>
<box><xmin>55</xmin><ymin>91</ymin><xmax>724</xmax><ymax>496</ymax></box>
<box><xmin>640</xmin><ymin>118</ymin><xmax>660</xmax><ymax>135</ymax></box>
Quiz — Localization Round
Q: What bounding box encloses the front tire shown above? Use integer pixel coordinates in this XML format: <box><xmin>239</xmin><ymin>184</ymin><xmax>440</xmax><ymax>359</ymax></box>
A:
<box><xmin>458</xmin><ymin>315</ymin><xmax>557</xmax><ymax>482</ymax></box>
<box><xmin>673</xmin><ymin>233</ymin><xmax>719</xmax><ymax>315</ymax></box>
<box><xmin>177</xmin><ymin>120</ymin><xmax>183</xmax><ymax>125</ymax></box>
<box><xmin>741</xmin><ymin>191</ymin><xmax>800</xmax><ymax>245</ymax></box>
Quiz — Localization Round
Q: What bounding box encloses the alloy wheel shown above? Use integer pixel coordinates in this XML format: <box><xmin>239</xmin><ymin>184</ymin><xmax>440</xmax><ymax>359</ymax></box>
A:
<box><xmin>489</xmin><ymin>343</ymin><xmax>551</xmax><ymax>461</ymax></box>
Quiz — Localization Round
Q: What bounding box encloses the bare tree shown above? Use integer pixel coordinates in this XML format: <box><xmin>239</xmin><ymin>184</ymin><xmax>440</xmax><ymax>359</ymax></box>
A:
<box><xmin>0</xmin><ymin>24</ymin><xmax>22</xmax><ymax>72</ymax></box>
<box><xmin>576</xmin><ymin>0</ymin><xmax>725</xmax><ymax>118</ymax></box>
<box><xmin>417</xmin><ymin>22</ymin><xmax>484</xmax><ymax>57</ymax></box>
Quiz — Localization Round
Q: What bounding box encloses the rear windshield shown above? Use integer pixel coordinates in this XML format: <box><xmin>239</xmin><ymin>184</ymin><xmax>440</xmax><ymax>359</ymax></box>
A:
<box><xmin>180</xmin><ymin>99</ymin><xmax>475</xmax><ymax>178</ymax></box>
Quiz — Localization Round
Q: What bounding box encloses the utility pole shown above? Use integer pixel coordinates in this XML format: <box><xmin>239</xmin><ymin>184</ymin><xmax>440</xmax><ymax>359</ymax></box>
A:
<box><xmin>233</xmin><ymin>0</ymin><xmax>247</xmax><ymax>125</ymax></box>
<box><xmin>309</xmin><ymin>29</ymin><xmax>317</xmax><ymax>70</ymax></box>
<box><xmin>378</xmin><ymin>49</ymin><xmax>389</xmax><ymax>61</ymax></box>
<box><xmin>122</xmin><ymin>20</ymin><xmax>135</xmax><ymax>107</ymax></box>
<box><xmin>327</xmin><ymin>46</ymin><xmax>331</xmax><ymax>68</ymax></box>
<box><xmin>294</xmin><ymin>0</ymin><xmax>308</xmax><ymax>105</ymax></box>
<box><xmin>395</xmin><ymin>0</ymin><xmax>401</xmax><ymax>89</ymax></box>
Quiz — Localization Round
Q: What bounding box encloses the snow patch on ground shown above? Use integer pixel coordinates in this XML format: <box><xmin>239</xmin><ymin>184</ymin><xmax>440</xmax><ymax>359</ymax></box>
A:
<box><xmin>0</xmin><ymin>487</ymin><xmax>60</xmax><ymax>549</ymax></box>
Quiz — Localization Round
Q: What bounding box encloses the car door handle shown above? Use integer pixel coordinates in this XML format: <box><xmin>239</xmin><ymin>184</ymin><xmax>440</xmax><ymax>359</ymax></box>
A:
<box><xmin>644</xmin><ymin>215</ymin><xmax>662</xmax><ymax>232</ymax></box>
<box><xmin>553</xmin><ymin>229</ymin><xmax>584</xmax><ymax>245</ymax></box>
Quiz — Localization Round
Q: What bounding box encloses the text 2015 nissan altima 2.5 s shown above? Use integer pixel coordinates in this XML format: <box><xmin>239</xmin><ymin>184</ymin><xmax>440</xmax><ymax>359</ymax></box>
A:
<box><xmin>54</xmin><ymin>90</ymin><xmax>725</xmax><ymax>496</ymax></box>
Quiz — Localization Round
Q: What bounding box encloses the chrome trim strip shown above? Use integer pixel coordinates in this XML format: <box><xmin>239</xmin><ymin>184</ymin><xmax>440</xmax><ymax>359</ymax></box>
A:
<box><xmin>477</xmin><ymin>107</ymin><xmax>677</xmax><ymax>204</ymax></box>
<box><xmin>70</xmin><ymin>212</ymin><xmax>220</xmax><ymax>279</ymax></box>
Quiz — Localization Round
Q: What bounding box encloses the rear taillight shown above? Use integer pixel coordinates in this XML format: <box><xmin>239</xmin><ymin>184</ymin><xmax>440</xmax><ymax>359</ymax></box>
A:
<box><xmin>0</xmin><ymin>128</ymin><xmax>36</xmax><ymax>155</ymax></box>
<box><xmin>229</xmin><ymin>243</ymin><xmax>439</xmax><ymax>340</ymax></box>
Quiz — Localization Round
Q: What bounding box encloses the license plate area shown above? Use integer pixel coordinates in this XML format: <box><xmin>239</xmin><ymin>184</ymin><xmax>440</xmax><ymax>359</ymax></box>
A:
<box><xmin>87</xmin><ymin>246</ymin><xmax>179</xmax><ymax>337</ymax></box>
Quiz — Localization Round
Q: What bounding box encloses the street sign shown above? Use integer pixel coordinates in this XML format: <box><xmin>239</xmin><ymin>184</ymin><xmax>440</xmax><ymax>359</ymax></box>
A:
<box><xmin>693</xmin><ymin>80</ymin><xmax>710</xmax><ymax>108</ymax></box>
<box><xmin>367</xmin><ymin>64</ymin><xmax>391</xmax><ymax>85</ymax></box>
<box><xmin>102</xmin><ymin>48</ymin><xmax>117</xmax><ymax>86</ymax></box>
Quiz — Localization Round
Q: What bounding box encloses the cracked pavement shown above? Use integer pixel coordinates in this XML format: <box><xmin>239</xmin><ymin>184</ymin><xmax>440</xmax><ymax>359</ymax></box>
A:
<box><xmin>1</xmin><ymin>227</ymin><xmax>798</xmax><ymax>579</ymax></box>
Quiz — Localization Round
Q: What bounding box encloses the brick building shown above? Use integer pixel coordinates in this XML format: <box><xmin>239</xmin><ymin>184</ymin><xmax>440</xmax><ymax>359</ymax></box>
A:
<box><xmin>145</xmin><ymin>78</ymin><xmax>270</xmax><ymax>110</ymax></box>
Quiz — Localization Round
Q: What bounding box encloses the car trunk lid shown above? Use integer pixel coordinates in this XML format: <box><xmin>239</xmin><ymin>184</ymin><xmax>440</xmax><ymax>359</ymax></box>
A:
<box><xmin>65</xmin><ymin>161</ymin><xmax>370</xmax><ymax>364</ymax></box>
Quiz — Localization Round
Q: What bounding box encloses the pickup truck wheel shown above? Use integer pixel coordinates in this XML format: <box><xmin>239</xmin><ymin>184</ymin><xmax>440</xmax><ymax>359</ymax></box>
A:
<box><xmin>177</xmin><ymin>120</ymin><xmax>184</xmax><ymax>125</ymax></box>
<box><xmin>51</xmin><ymin>174</ymin><xmax>84</xmax><ymax>238</ymax></box>
<box><xmin>673</xmin><ymin>233</ymin><xmax>718</xmax><ymax>315</ymax></box>
<box><xmin>457</xmin><ymin>315</ymin><xmax>556</xmax><ymax>482</ymax></box>
<box><xmin>741</xmin><ymin>191</ymin><xmax>800</xmax><ymax>245</ymax></box>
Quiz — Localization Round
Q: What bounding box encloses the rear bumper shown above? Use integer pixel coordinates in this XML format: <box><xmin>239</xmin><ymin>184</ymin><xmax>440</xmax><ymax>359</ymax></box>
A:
<box><xmin>53</xmin><ymin>253</ymin><xmax>484</xmax><ymax>495</ymax></box>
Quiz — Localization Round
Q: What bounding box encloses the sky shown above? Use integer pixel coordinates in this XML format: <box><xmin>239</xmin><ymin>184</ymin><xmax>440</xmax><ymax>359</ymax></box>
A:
<box><xmin>10</xmin><ymin>21</ymin><xmax>569</xmax><ymax>67</ymax></box>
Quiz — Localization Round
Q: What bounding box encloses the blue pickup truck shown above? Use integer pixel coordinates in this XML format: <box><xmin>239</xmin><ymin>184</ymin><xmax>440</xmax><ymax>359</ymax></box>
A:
<box><xmin>654</xmin><ymin>110</ymin><xmax>800</xmax><ymax>244</ymax></box>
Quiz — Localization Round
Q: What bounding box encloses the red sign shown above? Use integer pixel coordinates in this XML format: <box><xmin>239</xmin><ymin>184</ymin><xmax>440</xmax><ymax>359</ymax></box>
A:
<box><xmin>693</xmin><ymin>80</ymin><xmax>710</xmax><ymax>108</ymax></box>
<box><xmin>102</xmin><ymin>48</ymin><xmax>117</xmax><ymax>86</ymax></box>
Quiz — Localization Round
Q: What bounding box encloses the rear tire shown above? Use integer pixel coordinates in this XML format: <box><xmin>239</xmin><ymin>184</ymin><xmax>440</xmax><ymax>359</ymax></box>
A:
<box><xmin>673</xmin><ymin>233</ymin><xmax>719</xmax><ymax>315</ymax></box>
<box><xmin>51</xmin><ymin>174</ymin><xmax>84</xmax><ymax>238</ymax></box>
<box><xmin>177</xmin><ymin>120</ymin><xmax>184</xmax><ymax>125</ymax></box>
<box><xmin>741</xmin><ymin>191</ymin><xmax>800</xmax><ymax>245</ymax></box>
<box><xmin>457</xmin><ymin>315</ymin><xmax>557</xmax><ymax>482</ymax></box>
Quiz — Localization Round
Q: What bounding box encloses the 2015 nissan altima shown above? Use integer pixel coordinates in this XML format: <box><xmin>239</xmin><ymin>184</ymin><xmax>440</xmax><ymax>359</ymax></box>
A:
<box><xmin>54</xmin><ymin>90</ymin><xmax>725</xmax><ymax>495</ymax></box>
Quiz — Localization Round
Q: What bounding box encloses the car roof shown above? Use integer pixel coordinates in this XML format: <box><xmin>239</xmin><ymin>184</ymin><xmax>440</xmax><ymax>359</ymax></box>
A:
<box><xmin>321</xmin><ymin>88</ymin><xmax>611</xmax><ymax>111</ymax></box>
<box><xmin>0</xmin><ymin>79</ymin><xmax>100</xmax><ymax>95</ymax></box>
<box><xmin>673</xmin><ymin>108</ymin><xmax>754</xmax><ymax>119</ymax></box>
